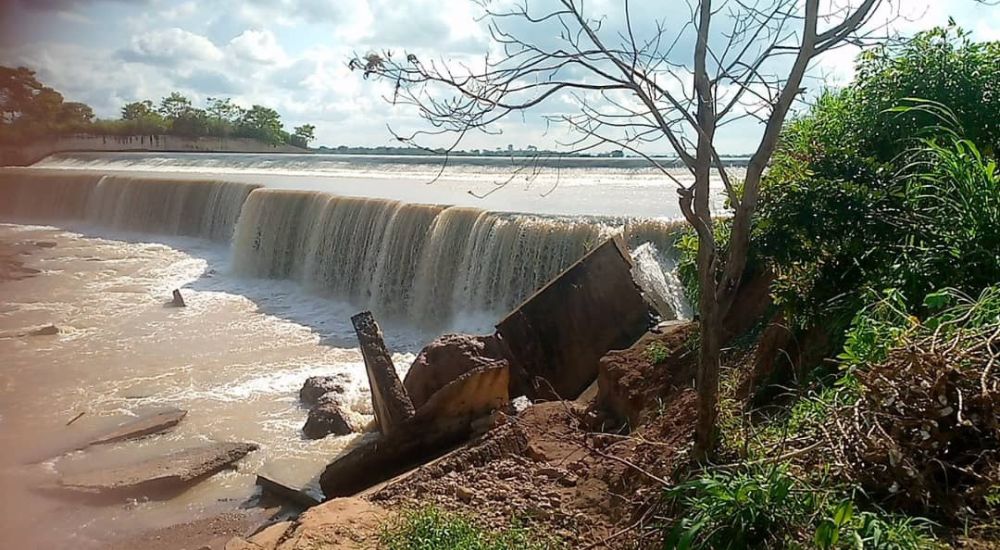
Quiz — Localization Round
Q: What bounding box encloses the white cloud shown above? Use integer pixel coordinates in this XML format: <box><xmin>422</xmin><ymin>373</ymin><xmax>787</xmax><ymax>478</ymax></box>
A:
<box><xmin>228</xmin><ymin>29</ymin><xmax>287</xmax><ymax>65</ymax></box>
<box><xmin>120</xmin><ymin>28</ymin><xmax>223</xmax><ymax>66</ymax></box>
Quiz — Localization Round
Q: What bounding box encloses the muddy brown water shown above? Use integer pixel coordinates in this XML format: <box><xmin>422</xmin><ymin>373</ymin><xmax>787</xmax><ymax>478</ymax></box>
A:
<box><xmin>0</xmin><ymin>224</ymin><xmax>429</xmax><ymax>548</ymax></box>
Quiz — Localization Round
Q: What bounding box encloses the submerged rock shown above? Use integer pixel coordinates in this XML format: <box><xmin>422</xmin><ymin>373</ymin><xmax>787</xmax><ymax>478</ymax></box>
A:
<box><xmin>59</xmin><ymin>442</ymin><xmax>258</xmax><ymax>494</ymax></box>
<box><xmin>28</xmin><ymin>324</ymin><xmax>59</xmax><ymax>336</ymax></box>
<box><xmin>87</xmin><ymin>408</ymin><xmax>188</xmax><ymax>447</ymax></box>
<box><xmin>303</xmin><ymin>396</ymin><xmax>360</xmax><ymax>439</ymax></box>
<box><xmin>403</xmin><ymin>333</ymin><xmax>508</xmax><ymax>409</ymax></box>
<box><xmin>299</xmin><ymin>375</ymin><xmax>347</xmax><ymax>406</ymax></box>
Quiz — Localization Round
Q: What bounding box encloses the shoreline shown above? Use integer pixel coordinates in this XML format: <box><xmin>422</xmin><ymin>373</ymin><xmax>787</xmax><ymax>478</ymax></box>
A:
<box><xmin>0</xmin><ymin>134</ymin><xmax>307</xmax><ymax>167</ymax></box>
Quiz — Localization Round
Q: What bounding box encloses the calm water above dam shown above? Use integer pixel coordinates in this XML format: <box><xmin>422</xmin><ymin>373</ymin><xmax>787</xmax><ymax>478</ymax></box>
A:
<box><xmin>0</xmin><ymin>153</ymin><xmax>699</xmax><ymax>547</ymax></box>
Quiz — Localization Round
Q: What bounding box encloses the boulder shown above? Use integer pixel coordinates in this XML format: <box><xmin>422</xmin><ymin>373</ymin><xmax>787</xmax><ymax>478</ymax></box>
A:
<box><xmin>303</xmin><ymin>397</ymin><xmax>361</xmax><ymax>439</ymax></box>
<box><xmin>403</xmin><ymin>333</ymin><xmax>508</xmax><ymax>409</ymax></box>
<box><xmin>299</xmin><ymin>375</ymin><xmax>348</xmax><ymax>406</ymax></box>
<box><xmin>59</xmin><ymin>442</ymin><xmax>258</xmax><ymax>494</ymax></box>
<box><xmin>170</xmin><ymin>289</ymin><xmax>186</xmax><ymax>307</ymax></box>
<box><xmin>351</xmin><ymin>311</ymin><xmax>414</xmax><ymax>435</ymax></box>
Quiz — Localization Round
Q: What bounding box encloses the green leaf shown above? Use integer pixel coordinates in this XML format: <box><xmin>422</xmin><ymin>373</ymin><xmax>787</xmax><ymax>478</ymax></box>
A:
<box><xmin>833</xmin><ymin>500</ymin><xmax>855</xmax><ymax>527</ymax></box>
<box><xmin>814</xmin><ymin>520</ymin><xmax>840</xmax><ymax>549</ymax></box>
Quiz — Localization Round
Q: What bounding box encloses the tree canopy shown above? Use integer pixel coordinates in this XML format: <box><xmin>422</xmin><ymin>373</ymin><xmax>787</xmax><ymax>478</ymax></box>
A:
<box><xmin>0</xmin><ymin>66</ymin><xmax>317</xmax><ymax>147</ymax></box>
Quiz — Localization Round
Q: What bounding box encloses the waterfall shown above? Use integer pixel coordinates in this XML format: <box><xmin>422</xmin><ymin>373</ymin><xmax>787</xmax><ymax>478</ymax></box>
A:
<box><xmin>0</xmin><ymin>171</ymin><xmax>259</xmax><ymax>242</ymax></box>
<box><xmin>0</xmin><ymin>169</ymin><xmax>690</xmax><ymax>328</ymax></box>
<box><xmin>87</xmin><ymin>176</ymin><xmax>260</xmax><ymax>241</ymax></box>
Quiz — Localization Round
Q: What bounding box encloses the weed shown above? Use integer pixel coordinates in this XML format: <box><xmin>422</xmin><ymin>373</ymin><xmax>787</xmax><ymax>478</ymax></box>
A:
<box><xmin>379</xmin><ymin>506</ymin><xmax>560</xmax><ymax>550</ymax></box>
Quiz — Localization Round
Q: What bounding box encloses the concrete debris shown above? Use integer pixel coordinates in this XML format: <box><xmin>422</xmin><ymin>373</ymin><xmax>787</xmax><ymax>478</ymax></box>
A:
<box><xmin>351</xmin><ymin>311</ymin><xmax>414</xmax><ymax>435</ymax></box>
<box><xmin>496</xmin><ymin>236</ymin><xmax>655</xmax><ymax>400</ymax></box>
<box><xmin>59</xmin><ymin>442</ymin><xmax>258</xmax><ymax>494</ymax></box>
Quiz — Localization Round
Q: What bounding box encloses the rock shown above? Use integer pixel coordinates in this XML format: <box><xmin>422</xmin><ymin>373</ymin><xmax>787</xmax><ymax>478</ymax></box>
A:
<box><xmin>351</xmin><ymin>311</ymin><xmax>414</xmax><ymax>435</ymax></box>
<box><xmin>224</xmin><ymin>539</ymin><xmax>262</xmax><ymax>550</ymax></box>
<box><xmin>455</xmin><ymin>485</ymin><xmax>474</xmax><ymax>503</ymax></box>
<box><xmin>170</xmin><ymin>289</ymin><xmax>186</xmax><ymax>307</ymax></box>
<box><xmin>496</xmin><ymin>236</ymin><xmax>656</xmax><ymax>400</ymax></box>
<box><xmin>403</xmin><ymin>333</ymin><xmax>508</xmax><ymax>409</ymax></box>
<box><xmin>247</xmin><ymin>521</ymin><xmax>293</xmax><ymax>548</ymax></box>
<box><xmin>299</xmin><ymin>375</ymin><xmax>347</xmax><ymax>406</ymax></box>
<box><xmin>256</xmin><ymin>474</ymin><xmax>323</xmax><ymax>508</ymax></box>
<box><xmin>59</xmin><ymin>442</ymin><xmax>258</xmax><ymax>494</ymax></box>
<box><xmin>303</xmin><ymin>399</ymin><xmax>360</xmax><ymax>439</ymax></box>
<box><xmin>270</xmin><ymin>497</ymin><xmax>387</xmax><ymax>549</ymax></box>
<box><xmin>88</xmin><ymin>408</ymin><xmax>188</xmax><ymax>446</ymax></box>
<box><xmin>33</xmin><ymin>240</ymin><xmax>57</xmax><ymax>248</ymax></box>
<box><xmin>29</xmin><ymin>324</ymin><xmax>59</xmax><ymax>336</ymax></box>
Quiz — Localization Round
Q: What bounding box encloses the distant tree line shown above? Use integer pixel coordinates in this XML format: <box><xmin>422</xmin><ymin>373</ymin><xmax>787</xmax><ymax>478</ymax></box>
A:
<box><xmin>0</xmin><ymin>65</ymin><xmax>316</xmax><ymax>147</ymax></box>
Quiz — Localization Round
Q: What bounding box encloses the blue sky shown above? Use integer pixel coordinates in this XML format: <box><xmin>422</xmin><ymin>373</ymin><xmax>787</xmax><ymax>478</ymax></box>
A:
<box><xmin>1</xmin><ymin>0</ymin><xmax>998</xmax><ymax>153</ymax></box>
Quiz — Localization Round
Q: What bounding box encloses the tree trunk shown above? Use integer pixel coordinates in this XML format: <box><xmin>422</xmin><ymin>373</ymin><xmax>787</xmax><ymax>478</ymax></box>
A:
<box><xmin>693</xmin><ymin>266</ymin><xmax>721</xmax><ymax>462</ymax></box>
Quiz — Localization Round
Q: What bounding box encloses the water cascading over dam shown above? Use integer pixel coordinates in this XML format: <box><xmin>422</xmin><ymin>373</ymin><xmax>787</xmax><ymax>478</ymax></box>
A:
<box><xmin>0</xmin><ymin>170</ymin><xmax>687</xmax><ymax>327</ymax></box>
<box><xmin>0</xmin><ymin>172</ymin><xmax>260</xmax><ymax>242</ymax></box>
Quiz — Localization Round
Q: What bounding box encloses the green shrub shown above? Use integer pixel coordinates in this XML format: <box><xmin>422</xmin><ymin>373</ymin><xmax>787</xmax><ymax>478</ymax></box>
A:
<box><xmin>379</xmin><ymin>507</ymin><xmax>559</xmax><ymax>550</ymax></box>
<box><xmin>663</xmin><ymin>465</ymin><xmax>941</xmax><ymax>549</ymax></box>
<box><xmin>752</xmin><ymin>26</ymin><xmax>1000</xmax><ymax>338</ymax></box>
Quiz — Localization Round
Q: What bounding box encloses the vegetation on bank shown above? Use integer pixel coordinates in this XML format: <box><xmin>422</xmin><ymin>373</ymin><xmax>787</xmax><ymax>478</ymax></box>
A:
<box><xmin>0</xmin><ymin>66</ymin><xmax>316</xmax><ymax>147</ymax></box>
<box><xmin>379</xmin><ymin>507</ymin><xmax>562</xmax><ymax>550</ymax></box>
<box><xmin>667</xmin><ymin>25</ymin><xmax>1000</xmax><ymax>549</ymax></box>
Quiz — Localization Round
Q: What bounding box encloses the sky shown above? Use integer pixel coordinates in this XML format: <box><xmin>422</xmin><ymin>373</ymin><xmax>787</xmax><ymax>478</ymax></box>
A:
<box><xmin>1</xmin><ymin>0</ymin><xmax>998</xmax><ymax>154</ymax></box>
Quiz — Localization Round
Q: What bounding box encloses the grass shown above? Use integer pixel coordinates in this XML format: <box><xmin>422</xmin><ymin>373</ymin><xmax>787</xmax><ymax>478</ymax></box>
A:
<box><xmin>663</xmin><ymin>464</ymin><xmax>942</xmax><ymax>550</ymax></box>
<box><xmin>379</xmin><ymin>506</ymin><xmax>562</xmax><ymax>550</ymax></box>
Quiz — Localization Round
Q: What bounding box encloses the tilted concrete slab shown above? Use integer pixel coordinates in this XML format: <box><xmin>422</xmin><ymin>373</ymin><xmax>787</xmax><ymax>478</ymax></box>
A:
<box><xmin>496</xmin><ymin>235</ymin><xmax>655</xmax><ymax>400</ymax></box>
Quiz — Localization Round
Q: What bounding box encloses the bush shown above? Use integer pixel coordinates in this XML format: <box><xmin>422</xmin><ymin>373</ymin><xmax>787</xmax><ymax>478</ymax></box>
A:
<box><xmin>379</xmin><ymin>507</ymin><xmax>560</xmax><ymax>550</ymax></box>
<box><xmin>753</xmin><ymin>27</ymin><xmax>1000</xmax><ymax>337</ymax></box>
<box><xmin>663</xmin><ymin>464</ymin><xmax>940</xmax><ymax>549</ymax></box>
<box><xmin>829</xmin><ymin>286</ymin><xmax>1000</xmax><ymax>517</ymax></box>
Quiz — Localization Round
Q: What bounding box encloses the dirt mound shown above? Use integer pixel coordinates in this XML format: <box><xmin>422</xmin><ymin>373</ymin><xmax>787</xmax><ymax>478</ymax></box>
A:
<box><xmin>373</xmin><ymin>385</ymin><xmax>698</xmax><ymax>548</ymax></box>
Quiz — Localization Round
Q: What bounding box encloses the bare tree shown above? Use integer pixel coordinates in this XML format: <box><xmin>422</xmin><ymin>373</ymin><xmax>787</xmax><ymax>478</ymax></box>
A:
<box><xmin>351</xmin><ymin>0</ymin><xmax>891</xmax><ymax>461</ymax></box>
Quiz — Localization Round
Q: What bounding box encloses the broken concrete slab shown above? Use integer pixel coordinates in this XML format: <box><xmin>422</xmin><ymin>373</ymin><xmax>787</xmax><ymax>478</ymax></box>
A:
<box><xmin>417</xmin><ymin>363</ymin><xmax>509</xmax><ymax>421</ymax></box>
<box><xmin>496</xmin><ymin>235</ymin><xmax>656</xmax><ymax>400</ymax></box>
<box><xmin>87</xmin><ymin>407</ymin><xmax>188</xmax><ymax>446</ymax></box>
<box><xmin>256</xmin><ymin>473</ymin><xmax>323</xmax><ymax>508</ymax></box>
<box><xmin>351</xmin><ymin>311</ymin><xmax>414</xmax><ymax>435</ymax></box>
<box><xmin>23</xmin><ymin>407</ymin><xmax>188</xmax><ymax>464</ymax></box>
<box><xmin>59</xmin><ymin>442</ymin><xmax>258</xmax><ymax>494</ymax></box>
<box><xmin>319</xmin><ymin>364</ymin><xmax>510</xmax><ymax>498</ymax></box>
